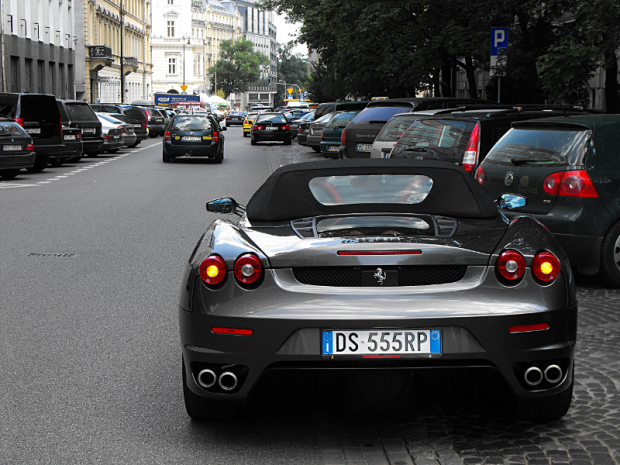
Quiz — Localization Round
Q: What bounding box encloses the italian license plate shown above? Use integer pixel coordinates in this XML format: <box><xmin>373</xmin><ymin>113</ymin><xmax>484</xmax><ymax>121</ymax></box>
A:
<box><xmin>266</xmin><ymin>127</ymin><xmax>277</xmax><ymax>130</ymax></box>
<box><xmin>322</xmin><ymin>329</ymin><xmax>441</xmax><ymax>356</ymax></box>
<box><xmin>3</xmin><ymin>145</ymin><xmax>21</xmax><ymax>151</ymax></box>
<box><xmin>182</xmin><ymin>136</ymin><xmax>201</xmax><ymax>141</ymax></box>
<box><xmin>83</xmin><ymin>128</ymin><xmax>95</xmax><ymax>133</ymax></box>
<box><xmin>26</xmin><ymin>128</ymin><xmax>41</xmax><ymax>134</ymax></box>
<box><xmin>64</xmin><ymin>135</ymin><xmax>76</xmax><ymax>140</ymax></box>
<box><xmin>113</xmin><ymin>135</ymin><xmax>120</xmax><ymax>139</ymax></box>
<box><xmin>328</xmin><ymin>146</ymin><xmax>339</xmax><ymax>152</ymax></box>
<box><xmin>133</xmin><ymin>124</ymin><xmax>142</xmax><ymax>128</ymax></box>
<box><xmin>356</xmin><ymin>143</ymin><xmax>372</xmax><ymax>152</ymax></box>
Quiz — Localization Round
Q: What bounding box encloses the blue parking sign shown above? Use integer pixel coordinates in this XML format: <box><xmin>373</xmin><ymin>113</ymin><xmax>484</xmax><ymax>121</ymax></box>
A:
<box><xmin>491</xmin><ymin>27</ymin><xmax>509</xmax><ymax>56</ymax></box>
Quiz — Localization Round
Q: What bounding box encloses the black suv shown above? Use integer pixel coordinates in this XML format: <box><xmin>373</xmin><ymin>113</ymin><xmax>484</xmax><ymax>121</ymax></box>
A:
<box><xmin>338</xmin><ymin>97</ymin><xmax>495</xmax><ymax>159</ymax></box>
<box><xmin>389</xmin><ymin>106</ymin><xmax>596</xmax><ymax>174</ymax></box>
<box><xmin>0</xmin><ymin>93</ymin><xmax>64</xmax><ymax>172</ymax></box>
<box><xmin>90</xmin><ymin>104</ymin><xmax>147</xmax><ymax>146</ymax></box>
<box><xmin>142</xmin><ymin>108</ymin><xmax>165</xmax><ymax>137</ymax></box>
<box><xmin>57</xmin><ymin>100</ymin><xmax>103</xmax><ymax>156</ymax></box>
<box><xmin>314</xmin><ymin>101</ymin><xmax>369</xmax><ymax>119</ymax></box>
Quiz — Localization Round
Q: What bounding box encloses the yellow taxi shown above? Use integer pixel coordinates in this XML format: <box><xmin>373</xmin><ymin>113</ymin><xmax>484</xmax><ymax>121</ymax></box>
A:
<box><xmin>243</xmin><ymin>112</ymin><xmax>259</xmax><ymax>137</ymax></box>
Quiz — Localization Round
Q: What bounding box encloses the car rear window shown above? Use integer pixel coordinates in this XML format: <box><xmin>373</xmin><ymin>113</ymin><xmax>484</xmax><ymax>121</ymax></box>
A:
<box><xmin>256</xmin><ymin>114</ymin><xmax>287</xmax><ymax>123</ymax></box>
<box><xmin>483</xmin><ymin>127</ymin><xmax>590</xmax><ymax>167</ymax></box>
<box><xmin>351</xmin><ymin>105</ymin><xmax>413</xmax><ymax>124</ymax></box>
<box><xmin>309</xmin><ymin>174</ymin><xmax>433</xmax><ymax>206</ymax></box>
<box><xmin>21</xmin><ymin>95</ymin><xmax>61</xmax><ymax>120</ymax></box>
<box><xmin>391</xmin><ymin>119</ymin><xmax>476</xmax><ymax>163</ymax></box>
<box><xmin>98</xmin><ymin>114</ymin><xmax>124</xmax><ymax>124</ymax></box>
<box><xmin>375</xmin><ymin>115</ymin><xmax>423</xmax><ymax>142</ymax></box>
<box><xmin>65</xmin><ymin>103</ymin><xmax>98</xmax><ymax>121</ymax></box>
<box><xmin>123</xmin><ymin>107</ymin><xmax>146</xmax><ymax>122</ymax></box>
<box><xmin>0</xmin><ymin>121</ymin><xmax>28</xmax><ymax>137</ymax></box>
<box><xmin>108</xmin><ymin>114</ymin><xmax>130</xmax><ymax>124</ymax></box>
<box><xmin>326</xmin><ymin>112</ymin><xmax>358</xmax><ymax>128</ymax></box>
<box><xmin>172</xmin><ymin>117</ymin><xmax>212</xmax><ymax>131</ymax></box>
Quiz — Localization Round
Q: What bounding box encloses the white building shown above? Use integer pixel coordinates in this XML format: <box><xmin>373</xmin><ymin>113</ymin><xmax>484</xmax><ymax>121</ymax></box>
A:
<box><xmin>0</xmin><ymin>0</ymin><xmax>77</xmax><ymax>96</ymax></box>
<box><xmin>151</xmin><ymin>0</ymin><xmax>242</xmax><ymax>96</ymax></box>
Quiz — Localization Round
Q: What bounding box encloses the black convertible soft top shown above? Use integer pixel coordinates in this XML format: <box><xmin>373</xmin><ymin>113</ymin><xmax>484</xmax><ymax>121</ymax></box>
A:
<box><xmin>246</xmin><ymin>159</ymin><xmax>498</xmax><ymax>222</ymax></box>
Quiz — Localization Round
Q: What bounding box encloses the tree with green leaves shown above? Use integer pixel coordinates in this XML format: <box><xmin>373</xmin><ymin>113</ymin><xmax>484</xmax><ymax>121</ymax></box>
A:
<box><xmin>276</xmin><ymin>41</ymin><xmax>308</xmax><ymax>106</ymax></box>
<box><xmin>208</xmin><ymin>38</ymin><xmax>270</xmax><ymax>97</ymax></box>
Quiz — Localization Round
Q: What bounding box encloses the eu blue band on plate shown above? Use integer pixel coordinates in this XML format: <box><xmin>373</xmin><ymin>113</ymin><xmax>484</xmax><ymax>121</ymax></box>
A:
<box><xmin>430</xmin><ymin>330</ymin><xmax>441</xmax><ymax>353</ymax></box>
<box><xmin>323</xmin><ymin>331</ymin><xmax>333</xmax><ymax>354</ymax></box>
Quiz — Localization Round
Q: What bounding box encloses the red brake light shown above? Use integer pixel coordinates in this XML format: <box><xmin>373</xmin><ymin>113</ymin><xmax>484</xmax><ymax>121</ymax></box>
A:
<box><xmin>234</xmin><ymin>253</ymin><xmax>263</xmax><ymax>285</ymax></box>
<box><xmin>462</xmin><ymin>123</ymin><xmax>479</xmax><ymax>173</ymax></box>
<box><xmin>213</xmin><ymin>131</ymin><xmax>219</xmax><ymax>142</ymax></box>
<box><xmin>509</xmin><ymin>323</ymin><xmax>549</xmax><ymax>334</ymax></box>
<box><xmin>200</xmin><ymin>255</ymin><xmax>227</xmax><ymax>286</ymax></box>
<box><xmin>212</xmin><ymin>327</ymin><xmax>253</xmax><ymax>336</ymax></box>
<box><xmin>496</xmin><ymin>250</ymin><xmax>526</xmax><ymax>281</ymax></box>
<box><xmin>104</xmin><ymin>134</ymin><xmax>110</xmax><ymax>140</ymax></box>
<box><xmin>26</xmin><ymin>144</ymin><xmax>33</xmax><ymax>151</ymax></box>
<box><xmin>15</xmin><ymin>118</ymin><xmax>24</xmax><ymax>127</ymax></box>
<box><xmin>543</xmin><ymin>170</ymin><xmax>598</xmax><ymax>197</ymax></box>
<box><xmin>532</xmin><ymin>251</ymin><xmax>560</xmax><ymax>283</ymax></box>
<box><xmin>282</xmin><ymin>125</ymin><xmax>290</xmax><ymax>130</ymax></box>
<box><xmin>474</xmin><ymin>165</ymin><xmax>485</xmax><ymax>185</ymax></box>
<box><xmin>165</xmin><ymin>130</ymin><xmax>170</xmax><ymax>141</ymax></box>
<box><xmin>76</xmin><ymin>133</ymin><xmax>81</xmax><ymax>139</ymax></box>
<box><xmin>142</xmin><ymin>122</ymin><xmax>147</xmax><ymax>129</ymax></box>
<box><xmin>341</xmin><ymin>129</ymin><xmax>347</xmax><ymax>145</ymax></box>
<box><xmin>146</xmin><ymin>111</ymin><xmax>151</xmax><ymax>122</ymax></box>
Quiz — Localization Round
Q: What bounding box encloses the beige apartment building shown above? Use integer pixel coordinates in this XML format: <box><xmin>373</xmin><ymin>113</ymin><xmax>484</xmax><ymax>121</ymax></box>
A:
<box><xmin>83</xmin><ymin>0</ymin><xmax>153</xmax><ymax>103</ymax></box>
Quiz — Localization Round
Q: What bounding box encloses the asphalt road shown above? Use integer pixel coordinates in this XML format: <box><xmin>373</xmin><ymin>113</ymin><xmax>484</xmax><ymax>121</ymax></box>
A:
<box><xmin>0</xmin><ymin>129</ymin><xmax>320</xmax><ymax>464</ymax></box>
<box><xmin>2</xmin><ymin>129</ymin><xmax>620</xmax><ymax>465</ymax></box>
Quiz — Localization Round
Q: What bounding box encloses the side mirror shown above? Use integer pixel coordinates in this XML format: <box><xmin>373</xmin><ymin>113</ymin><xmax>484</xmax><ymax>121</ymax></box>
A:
<box><xmin>207</xmin><ymin>198</ymin><xmax>238</xmax><ymax>214</ymax></box>
<box><xmin>497</xmin><ymin>193</ymin><xmax>527</xmax><ymax>210</ymax></box>
<box><xmin>220</xmin><ymin>126</ymin><xmax>227</xmax><ymax>131</ymax></box>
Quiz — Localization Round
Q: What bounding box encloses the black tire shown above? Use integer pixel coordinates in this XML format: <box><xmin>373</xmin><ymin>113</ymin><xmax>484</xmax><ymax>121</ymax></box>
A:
<box><xmin>163</xmin><ymin>151</ymin><xmax>171</xmax><ymax>163</ymax></box>
<box><xmin>514</xmin><ymin>380</ymin><xmax>573</xmax><ymax>422</ymax></box>
<box><xmin>243</xmin><ymin>133</ymin><xmax>248</xmax><ymax>138</ymax></box>
<box><xmin>26</xmin><ymin>153</ymin><xmax>49</xmax><ymax>173</ymax></box>
<box><xmin>214</xmin><ymin>150</ymin><xmax>223</xmax><ymax>164</ymax></box>
<box><xmin>130</xmin><ymin>141</ymin><xmax>140</xmax><ymax>148</ymax></box>
<box><xmin>50</xmin><ymin>159</ymin><xmax>63</xmax><ymax>167</ymax></box>
<box><xmin>312</xmin><ymin>146</ymin><xmax>321</xmax><ymax>153</ymax></box>
<box><xmin>251</xmin><ymin>138</ymin><xmax>257</xmax><ymax>146</ymax></box>
<box><xmin>107</xmin><ymin>149</ymin><xmax>119</xmax><ymax>154</ymax></box>
<box><xmin>284</xmin><ymin>138</ymin><xmax>292</xmax><ymax>145</ymax></box>
<box><xmin>598</xmin><ymin>221</ymin><xmax>620</xmax><ymax>287</ymax></box>
<box><xmin>0</xmin><ymin>169</ymin><xmax>19</xmax><ymax>180</ymax></box>
<box><xmin>182</xmin><ymin>359</ymin><xmax>243</xmax><ymax>421</ymax></box>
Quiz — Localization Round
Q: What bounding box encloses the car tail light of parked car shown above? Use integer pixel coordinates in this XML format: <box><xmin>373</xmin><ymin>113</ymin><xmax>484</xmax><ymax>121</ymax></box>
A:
<box><xmin>27</xmin><ymin>143</ymin><xmax>33</xmax><ymax>150</ymax></box>
<box><xmin>233</xmin><ymin>253</ymin><xmax>263</xmax><ymax>285</ymax></box>
<box><xmin>542</xmin><ymin>170</ymin><xmax>599</xmax><ymax>198</ymax></box>
<box><xmin>200</xmin><ymin>255</ymin><xmax>227</xmax><ymax>286</ymax></box>
<box><xmin>165</xmin><ymin>130</ymin><xmax>171</xmax><ymax>141</ymax></box>
<box><xmin>341</xmin><ymin>129</ymin><xmax>347</xmax><ymax>145</ymax></box>
<box><xmin>474</xmin><ymin>165</ymin><xmax>485</xmax><ymax>185</ymax></box>
<box><xmin>462</xmin><ymin>123</ymin><xmax>480</xmax><ymax>173</ymax></box>
<box><xmin>532</xmin><ymin>252</ymin><xmax>561</xmax><ymax>283</ymax></box>
<box><xmin>213</xmin><ymin>131</ymin><xmax>219</xmax><ymax>142</ymax></box>
<box><xmin>15</xmin><ymin>118</ymin><xmax>23</xmax><ymax>127</ymax></box>
<box><xmin>496</xmin><ymin>249</ymin><xmax>526</xmax><ymax>282</ymax></box>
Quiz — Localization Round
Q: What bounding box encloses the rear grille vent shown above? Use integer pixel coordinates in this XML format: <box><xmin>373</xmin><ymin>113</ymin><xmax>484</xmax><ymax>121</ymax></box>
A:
<box><xmin>291</xmin><ymin>218</ymin><xmax>317</xmax><ymax>238</ymax></box>
<box><xmin>434</xmin><ymin>217</ymin><xmax>457</xmax><ymax>237</ymax></box>
<box><xmin>293</xmin><ymin>266</ymin><xmax>467</xmax><ymax>287</ymax></box>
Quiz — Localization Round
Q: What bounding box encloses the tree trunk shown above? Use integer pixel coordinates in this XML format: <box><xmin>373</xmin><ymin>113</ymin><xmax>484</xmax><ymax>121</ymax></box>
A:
<box><xmin>440</xmin><ymin>52</ymin><xmax>452</xmax><ymax>97</ymax></box>
<box><xmin>604</xmin><ymin>48</ymin><xmax>619</xmax><ymax>113</ymax></box>
<box><xmin>465</xmin><ymin>55</ymin><xmax>478</xmax><ymax>99</ymax></box>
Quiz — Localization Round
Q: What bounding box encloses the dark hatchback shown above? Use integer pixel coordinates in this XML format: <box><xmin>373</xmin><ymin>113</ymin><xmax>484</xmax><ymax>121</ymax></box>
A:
<box><xmin>163</xmin><ymin>114</ymin><xmax>225</xmax><ymax>163</ymax></box>
<box><xmin>296</xmin><ymin>112</ymin><xmax>317</xmax><ymax>145</ymax></box>
<box><xmin>90</xmin><ymin>104</ymin><xmax>147</xmax><ymax>146</ymax></box>
<box><xmin>338</xmin><ymin>97</ymin><xmax>495</xmax><ymax>159</ymax></box>
<box><xmin>250</xmin><ymin>113</ymin><xmax>292</xmax><ymax>145</ymax></box>
<box><xmin>57</xmin><ymin>100</ymin><xmax>103</xmax><ymax>156</ymax></box>
<box><xmin>389</xmin><ymin>106</ymin><xmax>595</xmax><ymax>174</ymax></box>
<box><xmin>476</xmin><ymin>114</ymin><xmax>620</xmax><ymax>286</ymax></box>
<box><xmin>0</xmin><ymin>117</ymin><xmax>35</xmax><ymax>179</ymax></box>
<box><xmin>143</xmin><ymin>108</ymin><xmax>166</xmax><ymax>137</ymax></box>
<box><xmin>0</xmin><ymin>93</ymin><xmax>64</xmax><ymax>172</ymax></box>
<box><xmin>320</xmin><ymin>110</ymin><xmax>361</xmax><ymax>158</ymax></box>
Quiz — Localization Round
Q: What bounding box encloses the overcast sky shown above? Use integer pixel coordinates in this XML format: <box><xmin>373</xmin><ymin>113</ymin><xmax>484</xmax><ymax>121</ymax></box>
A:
<box><xmin>273</xmin><ymin>14</ymin><xmax>308</xmax><ymax>57</ymax></box>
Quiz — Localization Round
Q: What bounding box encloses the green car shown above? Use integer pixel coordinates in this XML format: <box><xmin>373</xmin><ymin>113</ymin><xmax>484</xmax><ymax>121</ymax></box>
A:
<box><xmin>319</xmin><ymin>111</ymin><xmax>361</xmax><ymax>159</ymax></box>
<box><xmin>476</xmin><ymin>114</ymin><xmax>620</xmax><ymax>286</ymax></box>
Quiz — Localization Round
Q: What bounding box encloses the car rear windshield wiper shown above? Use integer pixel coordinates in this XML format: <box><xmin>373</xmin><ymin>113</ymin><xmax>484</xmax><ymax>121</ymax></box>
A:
<box><xmin>404</xmin><ymin>147</ymin><xmax>429</xmax><ymax>152</ymax></box>
<box><xmin>368</xmin><ymin>120</ymin><xmax>388</xmax><ymax>124</ymax></box>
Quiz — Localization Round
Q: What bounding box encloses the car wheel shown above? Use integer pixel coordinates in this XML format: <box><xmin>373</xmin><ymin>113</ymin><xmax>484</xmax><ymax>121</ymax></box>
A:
<box><xmin>214</xmin><ymin>150</ymin><xmax>223</xmax><ymax>164</ymax></box>
<box><xmin>130</xmin><ymin>141</ymin><xmax>140</xmax><ymax>148</ymax></box>
<box><xmin>26</xmin><ymin>154</ymin><xmax>49</xmax><ymax>173</ymax></box>
<box><xmin>514</xmin><ymin>380</ymin><xmax>573</xmax><ymax>422</ymax></box>
<box><xmin>312</xmin><ymin>146</ymin><xmax>321</xmax><ymax>153</ymax></box>
<box><xmin>598</xmin><ymin>221</ymin><xmax>620</xmax><ymax>287</ymax></box>
<box><xmin>0</xmin><ymin>169</ymin><xmax>19</xmax><ymax>180</ymax></box>
<box><xmin>182</xmin><ymin>358</ymin><xmax>243</xmax><ymax>421</ymax></box>
<box><xmin>107</xmin><ymin>149</ymin><xmax>119</xmax><ymax>154</ymax></box>
<box><xmin>251</xmin><ymin>138</ymin><xmax>257</xmax><ymax>146</ymax></box>
<box><xmin>163</xmin><ymin>151</ymin><xmax>171</xmax><ymax>163</ymax></box>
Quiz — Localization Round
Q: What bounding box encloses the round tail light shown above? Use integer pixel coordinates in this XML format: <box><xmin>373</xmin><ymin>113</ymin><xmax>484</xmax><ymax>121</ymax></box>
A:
<box><xmin>200</xmin><ymin>255</ymin><xmax>227</xmax><ymax>286</ymax></box>
<box><xmin>234</xmin><ymin>253</ymin><xmax>263</xmax><ymax>285</ymax></box>
<box><xmin>532</xmin><ymin>252</ymin><xmax>560</xmax><ymax>283</ymax></box>
<box><xmin>496</xmin><ymin>250</ymin><xmax>526</xmax><ymax>282</ymax></box>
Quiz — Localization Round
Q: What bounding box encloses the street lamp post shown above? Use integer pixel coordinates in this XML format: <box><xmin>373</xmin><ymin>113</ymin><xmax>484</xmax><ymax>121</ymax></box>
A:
<box><xmin>120</xmin><ymin>0</ymin><xmax>124</xmax><ymax>103</ymax></box>
<box><xmin>182</xmin><ymin>36</ymin><xmax>190</xmax><ymax>87</ymax></box>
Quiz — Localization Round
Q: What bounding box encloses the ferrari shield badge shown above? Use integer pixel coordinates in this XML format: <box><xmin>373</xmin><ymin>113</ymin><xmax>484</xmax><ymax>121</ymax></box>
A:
<box><xmin>504</xmin><ymin>171</ymin><xmax>514</xmax><ymax>187</ymax></box>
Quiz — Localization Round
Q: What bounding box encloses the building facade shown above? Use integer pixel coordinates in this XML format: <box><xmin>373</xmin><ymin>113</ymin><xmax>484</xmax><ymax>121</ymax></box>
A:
<box><xmin>0</xmin><ymin>0</ymin><xmax>76</xmax><ymax>96</ymax></box>
<box><xmin>83</xmin><ymin>0</ymin><xmax>153</xmax><ymax>104</ymax></box>
<box><xmin>151</xmin><ymin>0</ymin><xmax>242</xmax><ymax>96</ymax></box>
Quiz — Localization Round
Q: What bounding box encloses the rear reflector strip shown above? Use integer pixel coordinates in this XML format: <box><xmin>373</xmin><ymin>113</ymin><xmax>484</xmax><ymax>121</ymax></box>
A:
<box><xmin>509</xmin><ymin>323</ymin><xmax>549</xmax><ymax>334</ymax></box>
<box><xmin>337</xmin><ymin>250</ymin><xmax>422</xmax><ymax>256</ymax></box>
<box><xmin>212</xmin><ymin>327</ymin><xmax>253</xmax><ymax>336</ymax></box>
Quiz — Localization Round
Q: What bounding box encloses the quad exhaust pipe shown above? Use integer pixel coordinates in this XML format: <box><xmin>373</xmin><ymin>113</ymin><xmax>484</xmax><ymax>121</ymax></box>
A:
<box><xmin>196</xmin><ymin>369</ymin><xmax>239</xmax><ymax>391</ymax></box>
<box><xmin>523</xmin><ymin>364</ymin><xmax>563</xmax><ymax>387</ymax></box>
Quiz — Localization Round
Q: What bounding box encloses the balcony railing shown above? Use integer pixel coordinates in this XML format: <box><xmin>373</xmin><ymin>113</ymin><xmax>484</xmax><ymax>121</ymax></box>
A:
<box><xmin>89</xmin><ymin>45</ymin><xmax>112</xmax><ymax>59</ymax></box>
<box><xmin>123</xmin><ymin>56</ymin><xmax>139</xmax><ymax>68</ymax></box>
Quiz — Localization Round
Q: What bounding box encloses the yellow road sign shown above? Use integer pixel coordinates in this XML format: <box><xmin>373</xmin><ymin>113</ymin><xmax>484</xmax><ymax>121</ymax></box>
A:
<box><xmin>181</xmin><ymin>85</ymin><xmax>188</xmax><ymax>92</ymax></box>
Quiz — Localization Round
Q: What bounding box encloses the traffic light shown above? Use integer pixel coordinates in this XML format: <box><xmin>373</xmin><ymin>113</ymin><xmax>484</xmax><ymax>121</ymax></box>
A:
<box><xmin>268</xmin><ymin>78</ymin><xmax>271</xmax><ymax>86</ymax></box>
